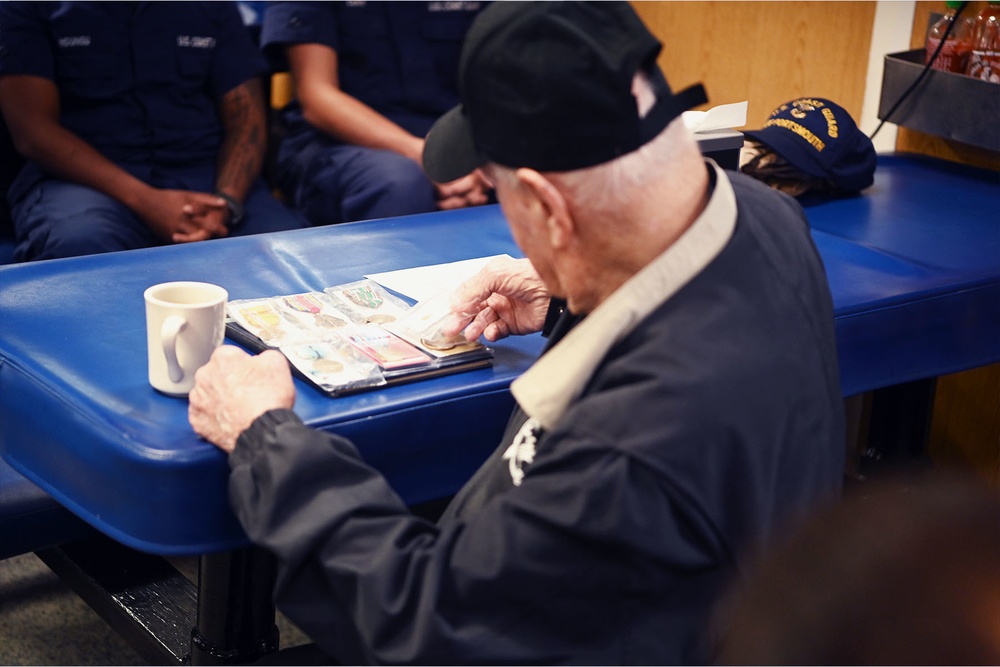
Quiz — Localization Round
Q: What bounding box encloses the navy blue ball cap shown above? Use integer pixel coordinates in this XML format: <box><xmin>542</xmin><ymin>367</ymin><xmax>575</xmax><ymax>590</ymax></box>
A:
<box><xmin>743</xmin><ymin>98</ymin><xmax>876</xmax><ymax>193</ymax></box>
<box><xmin>423</xmin><ymin>1</ymin><xmax>707</xmax><ymax>183</ymax></box>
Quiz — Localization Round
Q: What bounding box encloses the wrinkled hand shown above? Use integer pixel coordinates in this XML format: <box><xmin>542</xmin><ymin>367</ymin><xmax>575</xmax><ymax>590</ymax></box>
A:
<box><xmin>443</xmin><ymin>256</ymin><xmax>551</xmax><ymax>342</ymax></box>
<box><xmin>188</xmin><ymin>346</ymin><xmax>296</xmax><ymax>453</ymax></box>
<box><xmin>140</xmin><ymin>190</ymin><xmax>231</xmax><ymax>243</ymax></box>
<box><xmin>434</xmin><ymin>170</ymin><xmax>491</xmax><ymax>210</ymax></box>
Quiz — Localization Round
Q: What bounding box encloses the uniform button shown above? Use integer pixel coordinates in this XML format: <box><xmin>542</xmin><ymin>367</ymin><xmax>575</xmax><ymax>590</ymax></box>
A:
<box><xmin>288</xmin><ymin>16</ymin><xmax>301</xmax><ymax>28</ymax></box>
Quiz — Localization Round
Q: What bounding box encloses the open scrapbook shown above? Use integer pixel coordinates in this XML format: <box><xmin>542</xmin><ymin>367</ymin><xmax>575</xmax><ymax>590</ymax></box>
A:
<box><xmin>225</xmin><ymin>279</ymin><xmax>493</xmax><ymax>396</ymax></box>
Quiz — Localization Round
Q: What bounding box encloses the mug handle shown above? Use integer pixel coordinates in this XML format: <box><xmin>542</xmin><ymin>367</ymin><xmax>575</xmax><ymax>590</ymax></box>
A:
<box><xmin>160</xmin><ymin>315</ymin><xmax>188</xmax><ymax>383</ymax></box>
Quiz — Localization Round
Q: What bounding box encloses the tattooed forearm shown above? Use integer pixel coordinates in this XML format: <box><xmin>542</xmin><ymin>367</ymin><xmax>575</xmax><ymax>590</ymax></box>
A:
<box><xmin>216</xmin><ymin>78</ymin><xmax>265</xmax><ymax>200</ymax></box>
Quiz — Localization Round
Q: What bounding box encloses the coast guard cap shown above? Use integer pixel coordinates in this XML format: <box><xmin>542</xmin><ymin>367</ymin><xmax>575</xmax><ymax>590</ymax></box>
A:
<box><xmin>743</xmin><ymin>98</ymin><xmax>876</xmax><ymax>193</ymax></box>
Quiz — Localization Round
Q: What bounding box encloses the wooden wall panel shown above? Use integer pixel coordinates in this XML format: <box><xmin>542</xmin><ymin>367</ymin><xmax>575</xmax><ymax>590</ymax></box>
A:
<box><xmin>928</xmin><ymin>364</ymin><xmax>1000</xmax><ymax>486</ymax></box>
<box><xmin>631</xmin><ymin>1</ymin><xmax>875</xmax><ymax>131</ymax></box>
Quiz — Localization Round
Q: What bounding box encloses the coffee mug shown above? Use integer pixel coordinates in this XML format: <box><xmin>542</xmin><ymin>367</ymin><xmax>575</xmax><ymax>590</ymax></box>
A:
<box><xmin>144</xmin><ymin>281</ymin><xmax>228</xmax><ymax>396</ymax></box>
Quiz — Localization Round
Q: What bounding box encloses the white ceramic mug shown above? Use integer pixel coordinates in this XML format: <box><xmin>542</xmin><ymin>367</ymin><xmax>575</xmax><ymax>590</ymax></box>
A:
<box><xmin>144</xmin><ymin>281</ymin><xmax>228</xmax><ymax>396</ymax></box>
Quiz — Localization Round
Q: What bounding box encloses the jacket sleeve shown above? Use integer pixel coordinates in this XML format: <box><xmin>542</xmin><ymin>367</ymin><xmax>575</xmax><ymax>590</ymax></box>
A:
<box><xmin>205</xmin><ymin>1</ymin><xmax>268</xmax><ymax>99</ymax></box>
<box><xmin>227</xmin><ymin>409</ymin><xmax>717</xmax><ymax>665</ymax></box>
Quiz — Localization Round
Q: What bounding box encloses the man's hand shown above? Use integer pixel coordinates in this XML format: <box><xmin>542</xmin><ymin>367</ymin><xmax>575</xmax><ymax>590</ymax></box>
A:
<box><xmin>444</xmin><ymin>256</ymin><xmax>551</xmax><ymax>342</ymax></box>
<box><xmin>139</xmin><ymin>190</ymin><xmax>231</xmax><ymax>243</ymax></box>
<box><xmin>181</xmin><ymin>193</ymin><xmax>233</xmax><ymax>239</ymax></box>
<box><xmin>188</xmin><ymin>347</ymin><xmax>296</xmax><ymax>453</ymax></box>
<box><xmin>434</xmin><ymin>170</ymin><xmax>491</xmax><ymax>210</ymax></box>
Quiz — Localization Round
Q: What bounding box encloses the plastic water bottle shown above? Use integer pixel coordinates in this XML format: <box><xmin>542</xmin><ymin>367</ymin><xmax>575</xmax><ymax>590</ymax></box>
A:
<box><xmin>925</xmin><ymin>0</ymin><xmax>973</xmax><ymax>73</ymax></box>
<box><xmin>966</xmin><ymin>1</ymin><xmax>1000</xmax><ymax>81</ymax></box>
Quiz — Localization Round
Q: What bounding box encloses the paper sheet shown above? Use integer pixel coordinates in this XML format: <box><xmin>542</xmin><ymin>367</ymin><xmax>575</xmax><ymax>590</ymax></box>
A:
<box><xmin>366</xmin><ymin>254</ymin><xmax>514</xmax><ymax>302</ymax></box>
<box><xmin>682</xmin><ymin>100</ymin><xmax>748</xmax><ymax>133</ymax></box>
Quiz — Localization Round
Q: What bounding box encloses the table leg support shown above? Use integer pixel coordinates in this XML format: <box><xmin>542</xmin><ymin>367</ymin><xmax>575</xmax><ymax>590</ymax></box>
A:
<box><xmin>35</xmin><ymin>535</ymin><xmax>198</xmax><ymax>665</ymax></box>
<box><xmin>190</xmin><ymin>547</ymin><xmax>280</xmax><ymax>665</ymax></box>
<box><xmin>861</xmin><ymin>377</ymin><xmax>938</xmax><ymax>475</ymax></box>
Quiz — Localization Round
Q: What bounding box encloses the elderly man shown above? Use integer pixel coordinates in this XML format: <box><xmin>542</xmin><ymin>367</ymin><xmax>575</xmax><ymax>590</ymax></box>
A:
<box><xmin>189</xmin><ymin>3</ymin><xmax>845</xmax><ymax>664</ymax></box>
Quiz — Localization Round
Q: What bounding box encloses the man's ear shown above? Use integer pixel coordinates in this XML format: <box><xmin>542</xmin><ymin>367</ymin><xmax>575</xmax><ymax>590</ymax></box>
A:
<box><xmin>515</xmin><ymin>168</ymin><xmax>574</xmax><ymax>249</ymax></box>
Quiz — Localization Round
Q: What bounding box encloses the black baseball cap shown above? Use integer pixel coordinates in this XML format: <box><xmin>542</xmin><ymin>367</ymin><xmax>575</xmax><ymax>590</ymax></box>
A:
<box><xmin>743</xmin><ymin>98</ymin><xmax>877</xmax><ymax>193</ymax></box>
<box><xmin>422</xmin><ymin>1</ymin><xmax>708</xmax><ymax>183</ymax></box>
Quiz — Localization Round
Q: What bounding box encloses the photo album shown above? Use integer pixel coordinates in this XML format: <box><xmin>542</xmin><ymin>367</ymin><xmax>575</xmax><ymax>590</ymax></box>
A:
<box><xmin>225</xmin><ymin>279</ymin><xmax>493</xmax><ymax>396</ymax></box>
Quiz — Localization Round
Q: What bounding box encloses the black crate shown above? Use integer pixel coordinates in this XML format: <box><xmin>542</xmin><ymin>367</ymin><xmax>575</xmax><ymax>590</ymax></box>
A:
<box><xmin>878</xmin><ymin>49</ymin><xmax>999</xmax><ymax>152</ymax></box>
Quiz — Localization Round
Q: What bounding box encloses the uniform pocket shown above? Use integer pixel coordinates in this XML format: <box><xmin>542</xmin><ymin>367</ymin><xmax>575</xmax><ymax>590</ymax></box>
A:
<box><xmin>421</xmin><ymin>16</ymin><xmax>473</xmax><ymax>43</ymax></box>
<box><xmin>177</xmin><ymin>48</ymin><xmax>213</xmax><ymax>80</ymax></box>
<box><xmin>55</xmin><ymin>54</ymin><xmax>129</xmax><ymax>98</ymax></box>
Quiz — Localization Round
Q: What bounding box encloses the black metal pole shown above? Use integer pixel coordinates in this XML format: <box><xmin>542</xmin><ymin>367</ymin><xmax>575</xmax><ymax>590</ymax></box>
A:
<box><xmin>190</xmin><ymin>547</ymin><xmax>279</xmax><ymax>665</ymax></box>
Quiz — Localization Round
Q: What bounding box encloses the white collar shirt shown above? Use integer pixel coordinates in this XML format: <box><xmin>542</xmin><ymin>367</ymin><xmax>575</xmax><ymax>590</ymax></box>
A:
<box><xmin>510</xmin><ymin>161</ymin><xmax>738</xmax><ymax>431</ymax></box>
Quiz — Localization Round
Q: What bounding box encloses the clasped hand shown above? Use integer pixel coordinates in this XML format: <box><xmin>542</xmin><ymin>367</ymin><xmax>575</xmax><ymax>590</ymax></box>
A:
<box><xmin>142</xmin><ymin>189</ymin><xmax>233</xmax><ymax>243</ymax></box>
<box><xmin>433</xmin><ymin>170</ymin><xmax>492</xmax><ymax>211</ymax></box>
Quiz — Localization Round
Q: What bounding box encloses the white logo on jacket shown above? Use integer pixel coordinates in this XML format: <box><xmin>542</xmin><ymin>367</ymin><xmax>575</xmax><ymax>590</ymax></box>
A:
<box><xmin>503</xmin><ymin>417</ymin><xmax>540</xmax><ymax>486</ymax></box>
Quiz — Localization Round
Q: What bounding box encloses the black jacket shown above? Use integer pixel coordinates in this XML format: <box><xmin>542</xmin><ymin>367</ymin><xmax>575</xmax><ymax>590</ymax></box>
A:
<box><xmin>228</xmin><ymin>171</ymin><xmax>844</xmax><ymax>664</ymax></box>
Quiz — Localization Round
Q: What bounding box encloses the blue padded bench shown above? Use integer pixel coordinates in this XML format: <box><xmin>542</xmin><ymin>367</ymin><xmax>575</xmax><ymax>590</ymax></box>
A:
<box><xmin>0</xmin><ymin>457</ymin><xmax>93</xmax><ymax>561</ymax></box>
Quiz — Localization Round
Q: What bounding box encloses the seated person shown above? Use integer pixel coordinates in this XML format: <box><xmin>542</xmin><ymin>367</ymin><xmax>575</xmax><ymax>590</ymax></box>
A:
<box><xmin>260</xmin><ymin>1</ymin><xmax>490</xmax><ymax>227</ymax></box>
<box><xmin>0</xmin><ymin>1</ymin><xmax>306</xmax><ymax>262</ymax></box>
<box><xmin>188</xmin><ymin>4</ymin><xmax>846</xmax><ymax>664</ymax></box>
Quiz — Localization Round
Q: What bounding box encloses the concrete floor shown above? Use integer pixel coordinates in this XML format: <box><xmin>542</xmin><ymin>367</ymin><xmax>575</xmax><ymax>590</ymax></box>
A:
<box><xmin>0</xmin><ymin>552</ymin><xmax>310</xmax><ymax>666</ymax></box>
<box><xmin>0</xmin><ymin>552</ymin><xmax>148</xmax><ymax>665</ymax></box>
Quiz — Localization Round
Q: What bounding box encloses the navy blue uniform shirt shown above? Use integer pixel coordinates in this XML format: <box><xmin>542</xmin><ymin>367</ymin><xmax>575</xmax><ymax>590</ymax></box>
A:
<box><xmin>261</xmin><ymin>1</ymin><xmax>484</xmax><ymax>139</ymax></box>
<box><xmin>0</xmin><ymin>1</ymin><xmax>266</xmax><ymax>180</ymax></box>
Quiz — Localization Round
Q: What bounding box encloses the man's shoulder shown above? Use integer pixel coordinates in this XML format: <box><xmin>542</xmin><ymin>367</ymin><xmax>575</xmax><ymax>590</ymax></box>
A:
<box><xmin>723</xmin><ymin>169</ymin><xmax>830</xmax><ymax>291</ymax></box>
<box><xmin>727</xmin><ymin>169</ymin><xmax>808</xmax><ymax>226</ymax></box>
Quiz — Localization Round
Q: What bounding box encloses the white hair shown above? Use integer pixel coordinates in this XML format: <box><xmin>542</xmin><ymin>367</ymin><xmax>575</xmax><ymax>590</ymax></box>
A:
<box><xmin>487</xmin><ymin>71</ymin><xmax>703</xmax><ymax>219</ymax></box>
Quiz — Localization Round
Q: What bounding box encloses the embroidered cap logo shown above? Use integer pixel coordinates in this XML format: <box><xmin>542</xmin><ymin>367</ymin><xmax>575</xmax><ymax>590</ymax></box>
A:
<box><xmin>760</xmin><ymin>98</ymin><xmax>841</xmax><ymax>153</ymax></box>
